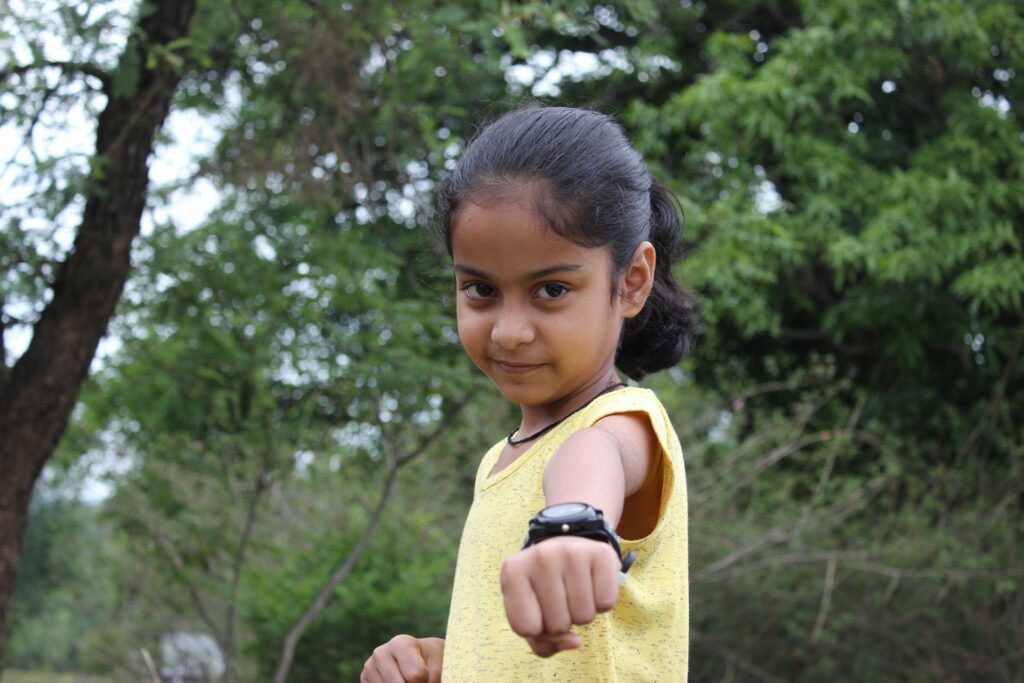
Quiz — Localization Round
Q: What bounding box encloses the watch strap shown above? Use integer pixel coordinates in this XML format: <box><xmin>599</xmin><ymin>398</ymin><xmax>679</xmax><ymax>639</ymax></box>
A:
<box><xmin>522</xmin><ymin>505</ymin><xmax>636</xmax><ymax>576</ymax></box>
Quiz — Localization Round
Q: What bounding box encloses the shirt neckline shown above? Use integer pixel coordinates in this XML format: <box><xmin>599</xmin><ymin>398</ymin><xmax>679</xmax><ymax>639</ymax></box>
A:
<box><xmin>478</xmin><ymin>386</ymin><xmax>644</xmax><ymax>492</ymax></box>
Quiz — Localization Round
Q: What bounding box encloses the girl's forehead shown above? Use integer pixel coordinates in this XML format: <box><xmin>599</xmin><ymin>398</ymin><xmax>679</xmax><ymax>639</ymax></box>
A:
<box><xmin>451</xmin><ymin>200</ymin><xmax>612</xmax><ymax>277</ymax></box>
<box><xmin>464</xmin><ymin>177</ymin><xmax>550</xmax><ymax>208</ymax></box>
<box><xmin>453</xmin><ymin>199</ymin><xmax>570</xmax><ymax>250</ymax></box>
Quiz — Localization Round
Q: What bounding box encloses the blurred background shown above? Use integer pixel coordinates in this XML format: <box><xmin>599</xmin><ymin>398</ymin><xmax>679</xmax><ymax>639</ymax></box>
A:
<box><xmin>1</xmin><ymin>0</ymin><xmax>1021</xmax><ymax>681</ymax></box>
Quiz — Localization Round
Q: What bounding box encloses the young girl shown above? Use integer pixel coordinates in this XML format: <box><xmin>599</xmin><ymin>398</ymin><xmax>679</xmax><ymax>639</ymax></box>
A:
<box><xmin>361</xmin><ymin>106</ymin><xmax>694</xmax><ymax>682</ymax></box>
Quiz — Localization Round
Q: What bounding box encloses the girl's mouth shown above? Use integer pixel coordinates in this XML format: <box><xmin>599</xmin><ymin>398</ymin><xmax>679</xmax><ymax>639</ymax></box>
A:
<box><xmin>494</xmin><ymin>360</ymin><xmax>544</xmax><ymax>375</ymax></box>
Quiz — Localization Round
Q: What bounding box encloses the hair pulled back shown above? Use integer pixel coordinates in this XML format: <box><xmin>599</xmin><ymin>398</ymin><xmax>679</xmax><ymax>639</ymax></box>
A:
<box><xmin>436</xmin><ymin>105</ymin><xmax>696</xmax><ymax>380</ymax></box>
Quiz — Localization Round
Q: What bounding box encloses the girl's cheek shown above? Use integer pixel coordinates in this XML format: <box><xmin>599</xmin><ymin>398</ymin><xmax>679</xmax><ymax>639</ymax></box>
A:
<box><xmin>456</xmin><ymin>313</ymin><xmax>485</xmax><ymax>347</ymax></box>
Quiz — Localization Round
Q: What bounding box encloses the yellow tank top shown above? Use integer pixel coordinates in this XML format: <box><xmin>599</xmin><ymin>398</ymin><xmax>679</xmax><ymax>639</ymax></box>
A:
<box><xmin>442</xmin><ymin>387</ymin><xmax>688</xmax><ymax>682</ymax></box>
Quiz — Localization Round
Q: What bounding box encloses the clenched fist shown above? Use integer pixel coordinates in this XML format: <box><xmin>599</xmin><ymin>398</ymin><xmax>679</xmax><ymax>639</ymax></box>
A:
<box><xmin>361</xmin><ymin>635</ymin><xmax>444</xmax><ymax>683</ymax></box>
<box><xmin>500</xmin><ymin>536</ymin><xmax>621</xmax><ymax>657</ymax></box>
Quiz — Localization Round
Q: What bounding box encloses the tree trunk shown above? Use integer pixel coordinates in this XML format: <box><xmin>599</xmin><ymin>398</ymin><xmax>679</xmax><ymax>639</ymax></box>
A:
<box><xmin>0</xmin><ymin>0</ymin><xmax>198</xmax><ymax>671</ymax></box>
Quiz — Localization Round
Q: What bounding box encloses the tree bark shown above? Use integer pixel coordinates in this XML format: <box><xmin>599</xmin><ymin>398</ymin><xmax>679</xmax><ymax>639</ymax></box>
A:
<box><xmin>0</xmin><ymin>0</ymin><xmax>198</xmax><ymax>671</ymax></box>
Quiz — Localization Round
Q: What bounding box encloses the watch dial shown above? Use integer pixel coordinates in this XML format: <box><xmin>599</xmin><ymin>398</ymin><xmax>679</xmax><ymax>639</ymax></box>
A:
<box><xmin>545</xmin><ymin>502</ymin><xmax>588</xmax><ymax>519</ymax></box>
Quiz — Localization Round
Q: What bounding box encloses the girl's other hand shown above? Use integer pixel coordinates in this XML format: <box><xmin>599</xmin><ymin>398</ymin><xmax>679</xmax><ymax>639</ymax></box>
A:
<box><xmin>360</xmin><ymin>635</ymin><xmax>444</xmax><ymax>683</ymax></box>
<box><xmin>500</xmin><ymin>536</ymin><xmax>621</xmax><ymax>657</ymax></box>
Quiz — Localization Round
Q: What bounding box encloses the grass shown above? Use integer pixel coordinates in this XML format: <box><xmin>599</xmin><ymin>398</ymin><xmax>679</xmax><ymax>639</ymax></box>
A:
<box><xmin>4</xmin><ymin>672</ymin><xmax>119</xmax><ymax>683</ymax></box>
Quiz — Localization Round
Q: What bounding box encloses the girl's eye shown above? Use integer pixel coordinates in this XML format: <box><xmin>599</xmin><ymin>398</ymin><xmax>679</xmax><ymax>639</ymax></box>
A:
<box><xmin>463</xmin><ymin>283</ymin><xmax>497</xmax><ymax>299</ymax></box>
<box><xmin>536</xmin><ymin>283</ymin><xmax>569</xmax><ymax>300</ymax></box>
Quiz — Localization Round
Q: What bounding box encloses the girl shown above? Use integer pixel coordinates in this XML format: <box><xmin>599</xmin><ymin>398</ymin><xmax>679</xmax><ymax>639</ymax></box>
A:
<box><xmin>362</xmin><ymin>106</ymin><xmax>695</xmax><ymax>682</ymax></box>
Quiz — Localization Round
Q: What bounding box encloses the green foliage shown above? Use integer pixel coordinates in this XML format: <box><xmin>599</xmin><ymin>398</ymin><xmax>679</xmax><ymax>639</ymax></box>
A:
<box><xmin>4</xmin><ymin>0</ymin><xmax>1022</xmax><ymax>680</ymax></box>
<box><xmin>627</xmin><ymin>0</ymin><xmax>1023</xmax><ymax>425</ymax></box>
<box><xmin>243</xmin><ymin>468</ymin><xmax>461</xmax><ymax>680</ymax></box>
<box><xmin>109</xmin><ymin>28</ymin><xmax>141</xmax><ymax>99</ymax></box>
<box><xmin>652</xmin><ymin>369</ymin><xmax>1023</xmax><ymax>681</ymax></box>
<box><xmin>4</xmin><ymin>673</ymin><xmax>116</xmax><ymax>683</ymax></box>
<box><xmin>6</xmin><ymin>498</ymin><xmax>118</xmax><ymax>673</ymax></box>
<box><xmin>0</xmin><ymin>1</ymin><xmax>135</xmax><ymax>334</ymax></box>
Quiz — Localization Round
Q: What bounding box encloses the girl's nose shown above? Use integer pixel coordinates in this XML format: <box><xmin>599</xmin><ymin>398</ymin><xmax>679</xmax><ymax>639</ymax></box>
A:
<box><xmin>491</xmin><ymin>307</ymin><xmax>535</xmax><ymax>349</ymax></box>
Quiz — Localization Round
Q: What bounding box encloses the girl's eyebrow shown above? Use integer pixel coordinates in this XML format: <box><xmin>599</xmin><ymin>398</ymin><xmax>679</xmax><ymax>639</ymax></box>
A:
<box><xmin>453</xmin><ymin>263</ymin><xmax>583</xmax><ymax>281</ymax></box>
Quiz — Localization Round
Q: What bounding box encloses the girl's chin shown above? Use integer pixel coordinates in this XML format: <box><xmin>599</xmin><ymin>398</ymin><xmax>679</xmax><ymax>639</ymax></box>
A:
<box><xmin>491</xmin><ymin>381</ymin><xmax>557</xmax><ymax>407</ymax></box>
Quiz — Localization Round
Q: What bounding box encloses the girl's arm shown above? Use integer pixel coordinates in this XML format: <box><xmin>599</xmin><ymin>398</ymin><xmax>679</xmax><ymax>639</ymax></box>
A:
<box><xmin>500</xmin><ymin>412</ymin><xmax>660</xmax><ymax>657</ymax></box>
<box><xmin>543</xmin><ymin>412</ymin><xmax>660</xmax><ymax>526</ymax></box>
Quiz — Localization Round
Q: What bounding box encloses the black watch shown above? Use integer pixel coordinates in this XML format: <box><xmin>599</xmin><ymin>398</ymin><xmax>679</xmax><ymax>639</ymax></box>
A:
<box><xmin>522</xmin><ymin>502</ymin><xmax>636</xmax><ymax>576</ymax></box>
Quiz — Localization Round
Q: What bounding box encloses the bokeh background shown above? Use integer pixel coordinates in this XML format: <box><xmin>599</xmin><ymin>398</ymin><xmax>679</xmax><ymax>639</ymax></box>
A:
<box><xmin>1</xmin><ymin>0</ymin><xmax>1021</xmax><ymax>681</ymax></box>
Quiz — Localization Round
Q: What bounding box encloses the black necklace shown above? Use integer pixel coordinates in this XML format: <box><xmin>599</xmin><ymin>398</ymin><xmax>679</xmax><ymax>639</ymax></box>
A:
<box><xmin>506</xmin><ymin>382</ymin><xmax>626</xmax><ymax>447</ymax></box>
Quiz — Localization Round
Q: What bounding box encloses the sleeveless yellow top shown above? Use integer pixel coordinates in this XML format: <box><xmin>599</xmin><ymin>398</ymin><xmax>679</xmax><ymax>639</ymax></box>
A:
<box><xmin>442</xmin><ymin>387</ymin><xmax>689</xmax><ymax>682</ymax></box>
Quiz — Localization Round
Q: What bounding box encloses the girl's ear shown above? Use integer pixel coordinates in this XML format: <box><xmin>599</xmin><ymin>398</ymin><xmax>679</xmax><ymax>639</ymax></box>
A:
<box><xmin>620</xmin><ymin>241</ymin><xmax>656</xmax><ymax>318</ymax></box>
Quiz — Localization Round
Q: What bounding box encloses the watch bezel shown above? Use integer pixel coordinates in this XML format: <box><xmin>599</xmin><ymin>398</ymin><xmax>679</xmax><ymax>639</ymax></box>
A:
<box><xmin>534</xmin><ymin>502</ymin><xmax>602</xmax><ymax>527</ymax></box>
<box><xmin>524</xmin><ymin>502</ymin><xmax>625</xmax><ymax>560</ymax></box>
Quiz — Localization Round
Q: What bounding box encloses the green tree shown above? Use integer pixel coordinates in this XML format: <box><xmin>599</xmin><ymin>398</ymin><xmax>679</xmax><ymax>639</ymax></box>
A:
<box><xmin>80</xmin><ymin>200</ymin><xmax>493</xmax><ymax>679</ymax></box>
<box><xmin>5</xmin><ymin>495</ymin><xmax>118</xmax><ymax>673</ymax></box>
<box><xmin>0</xmin><ymin>0</ymin><xmax>200</xmax><ymax>666</ymax></box>
<box><xmin>51</xmin><ymin>2</ymin><xmax>520</xmax><ymax>675</ymax></box>
<box><xmin>613</xmin><ymin>1</ymin><xmax>1023</xmax><ymax>677</ymax></box>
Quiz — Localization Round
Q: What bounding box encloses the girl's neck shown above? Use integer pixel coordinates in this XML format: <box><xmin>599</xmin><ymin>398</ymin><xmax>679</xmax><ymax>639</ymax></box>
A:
<box><xmin>516</xmin><ymin>367</ymin><xmax>622</xmax><ymax>437</ymax></box>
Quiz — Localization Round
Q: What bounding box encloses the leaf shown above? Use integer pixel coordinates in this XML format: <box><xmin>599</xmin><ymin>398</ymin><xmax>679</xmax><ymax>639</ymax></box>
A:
<box><xmin>110</xmin><ymin>40</ymin><xmax>140</xmax><ymax>98</ymax></box>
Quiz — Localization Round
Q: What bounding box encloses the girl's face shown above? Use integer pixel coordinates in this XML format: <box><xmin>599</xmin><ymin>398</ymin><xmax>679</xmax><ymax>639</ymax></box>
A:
<box><xmin>451</xmin><ymin>191</ymin><xmax>653</xmax><ymax>414</ymax></box>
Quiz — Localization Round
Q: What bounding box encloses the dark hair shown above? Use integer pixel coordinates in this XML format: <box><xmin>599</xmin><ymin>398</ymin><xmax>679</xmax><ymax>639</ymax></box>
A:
<box><xmin>436</xmin><ymin>105</ymin><xmax>696</xmax><ymax>380</ymax></box>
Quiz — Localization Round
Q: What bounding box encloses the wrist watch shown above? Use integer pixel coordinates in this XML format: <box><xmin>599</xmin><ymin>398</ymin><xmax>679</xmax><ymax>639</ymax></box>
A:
<box><xmin>522</xmin><ymin>502</ymin><xmax>637</xmax><ymax>578</ymax></box>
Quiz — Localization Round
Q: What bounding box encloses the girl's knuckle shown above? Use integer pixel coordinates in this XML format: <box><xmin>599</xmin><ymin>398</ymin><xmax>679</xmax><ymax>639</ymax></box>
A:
<box><xmin>513</xmin><ymin>616</ymin><xmax>541</xmax><ymax>638</ymax></box>
<box><xmin>535</xmin><ymin>544</ymin><xmax>559</xmax><ymax>569</ymax></box>
<box><xmin>596</xmin><ymin>592</ymin><xmax>618</xmax><ymax>612</ymax></box>
<box><xmin>552</xmin><ymin>615</ymin><xmax>572</xmax><ymax>633</ymax></box>
<box><xmin>499</xmin><ymin>564</ymin><xmax>515</xmax><ymax>591</ymax></box>
<box><xmin>572</xmin><ymin>606</ymin><xmax>596</xmax><ymax>624</ymax></box>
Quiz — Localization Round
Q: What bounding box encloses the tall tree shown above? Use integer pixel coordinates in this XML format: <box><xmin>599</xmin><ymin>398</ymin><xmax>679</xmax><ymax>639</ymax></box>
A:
<box><xmin>0</xmin><ymin>0</ymin><xmax>198</xmax><ymax>666</ymax></box>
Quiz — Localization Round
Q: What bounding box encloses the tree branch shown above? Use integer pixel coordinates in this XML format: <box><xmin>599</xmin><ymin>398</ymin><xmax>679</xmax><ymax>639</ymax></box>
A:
<box><xmin>730</xmin><ymin>377</ymin><xmax>826</xmax><ymax>404</ymax></box>
<box><xmin>695</xmin><ymin>474</ymin><xmax>887</xmax><ymax>582</ymax></box>
<box><xmin>135</xmin><ymin>510</ymin><xmax>223</xmax><ymax>642</ymax></box>
<box><xmin>271</xmin><ymin>398</ymin><xmax>468</xmax><ymax>683</ymax></box>
<box><xmin>0</xmin><ymin>296</ymin><xmax>6</xmax><ymax>390</ymax></box>
<box><xmin>794</xmin><ymin>394</ymin><xmax>866</xmax><ymax>534</ymax></box>
<box><xmin>956</xmin><ymin>334</ymin><xmax>1022</xmax><ymax>461</ymax></box>
<box><xmin>271</xmin><ymin>456</ymin><xmax>399</xmax><ymax>683</ymax></box>
<box><xmin>222</xmin><ymin>456</ymin><xmax>270</xmax><ymax>683</ymax></box>
<box><xmin>810</xmin><ymin>557</ymin><xmax>836</xmax><ymax>643</ymax></box>
<box><xmin>396</xmin><ymin>399</ymin><xmax>469</xmax><ymax>468</ymax></box>
<box><xmin>691</xmin><ymin>628</ymin><xmax>788</xmax><ymax>683</ymax></box>
<box><xmin>0</xmin><ymin>60</ymin><xmax>111</xmax><ymax>91</ymax></box>
<box><xmin>698</xmin><ymin>547</ymin><xmax>1024</xmax><ymax>586</ymax></box>
<box><xmin>695</xmin><ymin>429</ymin><xmax>839</xmax><ymax>506</ymax></box>
<box><xmin>22</xmin><ymin>84</ymin><xmax>59</xmax><ymax>168</ymax></box>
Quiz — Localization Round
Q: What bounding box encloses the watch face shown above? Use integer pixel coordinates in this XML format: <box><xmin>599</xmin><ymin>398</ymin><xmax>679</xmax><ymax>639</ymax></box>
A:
<box><xmin>543</xmin><ymin>502</ymin><xmax>589</xmax><ymax>520</ymax></box>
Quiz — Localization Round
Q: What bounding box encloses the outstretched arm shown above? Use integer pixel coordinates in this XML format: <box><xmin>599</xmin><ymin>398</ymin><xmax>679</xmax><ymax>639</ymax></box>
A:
<box><xmin>500</xmin><ymin>412</ymin><xmax>660</xmax><ymax>657</ymax></box>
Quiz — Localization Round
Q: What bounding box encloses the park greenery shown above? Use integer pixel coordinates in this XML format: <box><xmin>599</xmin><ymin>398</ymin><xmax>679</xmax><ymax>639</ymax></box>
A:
<box><xmin>2</xmin><ymin>0</ymin><xmax>1021</xmax><ymax>680</ymax></box>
